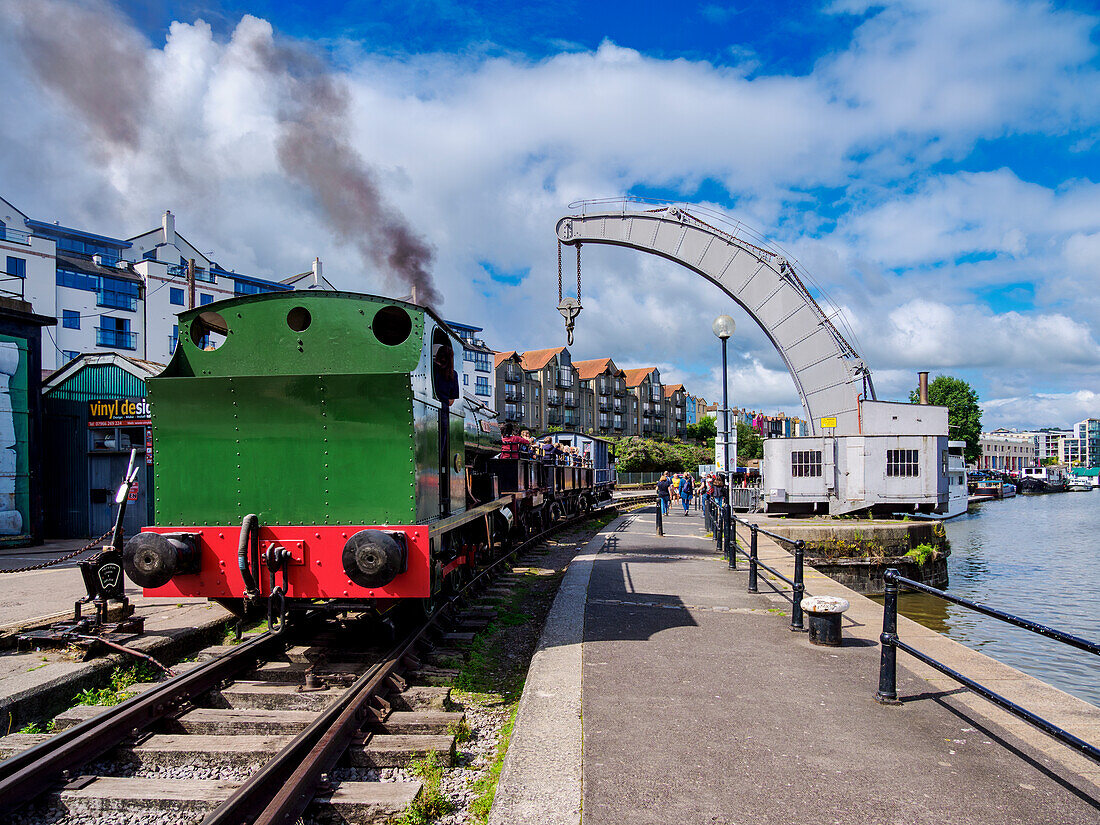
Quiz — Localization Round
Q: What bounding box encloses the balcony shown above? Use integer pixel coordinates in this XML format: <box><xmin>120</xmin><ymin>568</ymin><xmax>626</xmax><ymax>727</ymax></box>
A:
<box><xmin>613</xmin><ymin>400</ymin><xmax>624</xmax><ymax>413</ymax></box>
<box><xmin>653</xmin><ymin>408</ymin><xmax>665</xmax><ymax>419</ymax></box>
<box><xmin>563</xmin><ymin>392</ymin><xmax>577</xmax><ymax>408</ymax></box>
<box><xmin>504</xmin><ymin>366</ymin><xmax>522</xmax><ymax>383</ymax></box>
<box><xmin>166</xmin><ymin>263</ymin><xmax>216</xmax><ymax>283</ymax></box>
<box><xmin>649</xmin><ymin>388</ymin><xmax>663</xmax><ymax>402</ymax></box>
<box><xmin>504</xmin><ymin>407</ymin><xmax>523</xmax><ymax>422</ymax></box>
<box><xmin>548</xmin><ymin>409</ymin><xmax>563</xmax><ymax>425</ymax></box>
<box><xmin>613</xmin><ymin>418</ymin><xmax>624</xmax><ymax>430</ymax></box>
<box><xmin>0</xmin><ymin>226</ymin><xmax>30</xmax><ymax>245</ymax></box>
<box><xmin>614</xmin><ymin>381</ymin><xmax>627</xmax><ymax>396</ymax></box>
<box><xmin>598</xmin><ymin>381</ymin><xmax>611</xmax><ymax>395</ymax></box>
<box><xmin>96</xmin><ymin>327</ymin><xmax>136</xmax><ymax>350</ymax></box>
<box><xmin>97</xmin><ymin>291</ymin><xmax>137</xmax><ymax>312</ymax></box>
<box><xmin>505</xmin><ymin>387</ymin><xmax>523</xmax><ymax>402</ymax></box>
<box><xmin>599</xmin><ymin>398</ymin><xmax>612</xmax><ymax>412</ymax></box>
<box><xmin>548</xmin><ymin>390</ymin><xmax>563</xmax><ymax>406</ymax></box>
<box><xmin>556</xmin><ymin>369</ymin><xmax>573</xmax><ymax>389</ymax></box>
<box><xmin>564</xmin><ymin>413</ymin><xmax>577</xmax><ymax>427</ymax></box>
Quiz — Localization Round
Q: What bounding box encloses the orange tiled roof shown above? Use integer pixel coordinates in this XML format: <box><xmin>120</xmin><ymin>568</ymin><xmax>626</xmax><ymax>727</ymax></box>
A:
<box><xmin>573</xmin><ymin>357</ymin><xmax>621</xmax><ymax>380</ymax></box>
<box><xmin>494</xmin><ymin>350</ymin><xmax>518</xmax><ymax>369</ymax></box>
<box><xmin>520</xmin><ymin>347</ymin><xmax>565</xmax><ymax>371</ymax></box>
<box><xmin>622</xmin><ymin>367</ymin><xmax>655</xmax><ymax>387</ymax></box>
<box><xmin>663</xmin><ymin>383</ymin><xmax>684</xmax><ymax>398</ymax></box>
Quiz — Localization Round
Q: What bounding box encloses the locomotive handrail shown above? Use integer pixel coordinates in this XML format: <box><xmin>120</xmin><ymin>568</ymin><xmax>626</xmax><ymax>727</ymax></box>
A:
<box><xmin>429</xmin><ymin>496</ymin><xmax>515</xmax><ymax>539</ymax></box>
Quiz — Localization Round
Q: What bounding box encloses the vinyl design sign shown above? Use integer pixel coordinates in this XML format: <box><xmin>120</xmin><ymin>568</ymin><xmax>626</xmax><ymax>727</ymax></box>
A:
<box><xmin>88</xmin><ymin>398</ymin><xmax>151</xmax><ymax>427</ymax></box>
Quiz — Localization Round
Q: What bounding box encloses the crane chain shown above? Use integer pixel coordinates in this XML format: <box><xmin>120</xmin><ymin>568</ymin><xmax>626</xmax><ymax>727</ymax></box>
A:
<box><xmin>0</xmin><ymin>529</ymin><xmax>113</xmax><ymax>574</ymax></box>
<box><xmin>557</xmin><ymin>240</ymin><xmax>563</xmax><ymax>302</ymax></box>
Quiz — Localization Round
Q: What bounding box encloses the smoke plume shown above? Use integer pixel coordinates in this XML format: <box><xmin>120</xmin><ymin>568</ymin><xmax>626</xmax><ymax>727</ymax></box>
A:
<box><xmin>243</xmin><ymin>22</ymin><xmax>442</xmax><ymax>305</ymax></box>
<box><xmin>4</xmin><ymin>2</ymin><xmax>441</xmax><ymax>305</ymax></box>
<box><xmin>4</xmin><ymin>0</ymin><xmax>150</xmax><ymax>152</ymax></box>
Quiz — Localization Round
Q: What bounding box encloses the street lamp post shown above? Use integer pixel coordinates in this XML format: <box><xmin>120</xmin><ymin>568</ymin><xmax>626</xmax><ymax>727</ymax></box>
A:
<box><xmin>712</xmin><ymin>315</ymin><xmax>735</xmax><ymax>565</ymax></box>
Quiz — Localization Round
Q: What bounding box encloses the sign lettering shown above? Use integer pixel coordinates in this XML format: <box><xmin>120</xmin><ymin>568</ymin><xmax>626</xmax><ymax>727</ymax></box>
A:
<box><xmin>819</xmin><ymin>417</ymin><xmax>837</xmax><ymax>429</ymax></box>
<box><xmin>88</xmin><ymin>398</ymin><xmax>151</xmax><ymax>427</ymax></box>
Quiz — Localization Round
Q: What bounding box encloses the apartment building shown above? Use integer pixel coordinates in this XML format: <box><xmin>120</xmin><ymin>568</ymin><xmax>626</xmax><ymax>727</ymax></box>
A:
<box><xmin>493</xmin><ymin>348</ymin><xmax>695</xmax><ymax>439</ymax></box>
<box><xmin>976</xmin><ymin>430</ymin><xmax>1038</xmax><ymax>472</ymax></box>
<box><xmin>0</xmin><ymin>197</ymin><xmax>316</xmax><ymax>371</ymax></box>
<box><xmin>703</xmin><ymin>403</ymin><xmax>810</xmax><ymax>439</ymax></box>
<box><xmin>448</xmin><ymin>320</ymin><xmax>495</xmax><ymax>410</ymax></box>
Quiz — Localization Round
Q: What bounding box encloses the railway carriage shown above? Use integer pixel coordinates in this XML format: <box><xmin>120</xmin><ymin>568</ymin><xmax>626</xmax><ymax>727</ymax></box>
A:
<box><xmin>121</xmin><ymin>291</ymin><xmax>613</xmax><ymax>620</ymax></box>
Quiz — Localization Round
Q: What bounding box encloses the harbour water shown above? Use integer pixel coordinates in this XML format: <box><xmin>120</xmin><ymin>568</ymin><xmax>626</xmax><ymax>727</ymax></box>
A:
<box><xmin>888</xmin><ymin>492</ymin><xmax>1100</xmax><ymax>707</ymax></box>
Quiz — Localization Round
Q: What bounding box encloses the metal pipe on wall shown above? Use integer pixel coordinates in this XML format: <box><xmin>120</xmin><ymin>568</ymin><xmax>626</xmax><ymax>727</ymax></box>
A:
<box><xmin>918</xmin><ymin>371</ymin><xmax>929</xmax><ymax>405</ymax></box>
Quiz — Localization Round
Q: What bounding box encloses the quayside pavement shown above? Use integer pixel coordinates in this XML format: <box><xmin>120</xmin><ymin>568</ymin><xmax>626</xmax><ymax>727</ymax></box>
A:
<box><xmin>491</xmin><ymin>504</ymin><xmax>1100</xmax><ymax>825</ymax></box>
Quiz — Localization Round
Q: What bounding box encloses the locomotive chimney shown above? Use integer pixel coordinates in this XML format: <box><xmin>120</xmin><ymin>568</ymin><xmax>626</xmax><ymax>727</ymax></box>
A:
<box><xmin>918</xmin><ymin>371</ymin><xmax>929</xmax><ymax>405</ymax></box>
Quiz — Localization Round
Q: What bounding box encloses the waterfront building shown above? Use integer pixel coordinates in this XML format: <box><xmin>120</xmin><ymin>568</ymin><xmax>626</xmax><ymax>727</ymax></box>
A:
<box><xmin>573</xmin><ymin>358</ymin><xmax>626</xmax><ymax>437</ymax></box>
<box><xmin>0</xmin><ymin>195</ymin><xmax>325</xmax><ymax>371</ymax></box>
<box><xmin>976</xmin><ymin>430</ymin><xmax>1038</xmax><ymax>472</ymax></box>
<box><xmin>1020</xmin><ymin>429</ymin><xmax>1071</xmax><ymax>462</ymax></box>
<box><xmin>1073</xmin><ymin>418</ymin><xmax>1099</xmax><ymax>467</ymax></box>
<box><xmin>703</xmin><ymin>403</ymin><xmax>810</xmax><ymax>439</ymax></box>
<box><xmin>623</xmin><ymin>367</ymin><xmax>663</xmax><ymax>438</ymax></box>
<box><xmin>447</xmin><ymin>320</ymin><xmax>495</xmax><ymax>411</ymax></box>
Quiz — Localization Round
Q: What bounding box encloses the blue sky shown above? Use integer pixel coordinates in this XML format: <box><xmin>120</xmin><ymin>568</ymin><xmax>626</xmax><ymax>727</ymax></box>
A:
<box><xmin>2</xmin><ymin>0</ymin><xmax>1100</xmax><ymax>428</ymax></box>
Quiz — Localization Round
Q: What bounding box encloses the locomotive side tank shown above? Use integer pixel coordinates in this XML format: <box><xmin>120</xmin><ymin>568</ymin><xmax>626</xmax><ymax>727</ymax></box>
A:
<box><xmin>124</xmin><ymin>291</ymin><xmax>466</xmax><ymax>609</ymax></box>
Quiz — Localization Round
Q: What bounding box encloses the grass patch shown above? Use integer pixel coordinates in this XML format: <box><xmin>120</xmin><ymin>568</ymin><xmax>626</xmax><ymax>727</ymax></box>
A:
<box><xmin>447</xmin><ymin>717</ymin><xmax>474</xmax><ymax>745</ymax></box>
<box><xmin>73</xmin><ymin>661</ymin><xmax>160</xmax><ymax>707</ymax></box>
<box><xmin>905</xmin><ymin>542</ymin><xmax>937</xmax><ymax>565</ymax></box>
<box><xmin>468</xmin><ymin>703</ymin><xmax>518</xmax><ymax>824</ymax></box>
<box><xmin>18</xmin><ymin>722</ymin><xmax>43</xmax><ymax>734</ymax></box>
<box><xmin>396</xmin><ymin>750</ymin><xmax>454</xmax><ymax>825</ymax></box>
<box><xmin>223</xmin><ymin>618</ymin><xmax>266</xmax><ymax>645</ymax></box>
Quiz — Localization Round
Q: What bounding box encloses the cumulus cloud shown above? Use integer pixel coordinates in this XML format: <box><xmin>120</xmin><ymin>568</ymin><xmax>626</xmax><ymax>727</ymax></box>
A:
<box><xmin>0</xmin><ymin>0</ymin><xmax>1098</xmax><ymax>428</ymax></box>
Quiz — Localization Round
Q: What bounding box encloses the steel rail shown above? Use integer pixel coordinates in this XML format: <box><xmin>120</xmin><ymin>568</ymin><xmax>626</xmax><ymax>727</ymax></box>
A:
<box><xmin>0</xmin><ymin>628</ymin><xmax>279</xmax><ymax>812</ymax></box>
<box><xmin>207</xmin><ymin>498</ymin><xmax>638</xmax><ymax>825</ymax></box>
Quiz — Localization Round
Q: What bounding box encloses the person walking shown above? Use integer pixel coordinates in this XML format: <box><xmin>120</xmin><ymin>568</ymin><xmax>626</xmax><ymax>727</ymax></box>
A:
<box><xmin>655</xmin><ymin>471</ymin><xmax>671</xmax><ymax>517</ymax></box>
<box><xmin>679</xmin><ymin>473</ymin><xmax>694</xmax><ymax>515</ymax></box>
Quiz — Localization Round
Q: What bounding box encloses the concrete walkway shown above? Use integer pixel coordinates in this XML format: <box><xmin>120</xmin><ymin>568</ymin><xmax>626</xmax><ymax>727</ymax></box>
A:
<box><xmin>492</xmin><ymin>506</ymin><xmax>1100</xmax><ymax>825</ymax></box>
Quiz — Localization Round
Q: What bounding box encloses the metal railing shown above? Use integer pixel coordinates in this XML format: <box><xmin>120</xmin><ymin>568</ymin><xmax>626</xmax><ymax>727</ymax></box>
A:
<box><xmin>709</xmin><ymin>505</ymin><xmax>806</xmax><ymax>632</ymax></box>
<box><xmin>504</xmin><ymin>367</ymin><xmax>522</xmax><ymax>382</ymax></box>
<box><xmin>0</xmin><ymin>226</ymin><xmax>31</xmax><ymax>244</ymax></box>
<box><xmin>875</xmin><ymin>569</ymin><xmax>1100</xmax><ymax>762</ymax></box>
<box><xmin>0</xmin><ymin>273</ymin><xmax>26</xmax><ymax>300</ymax></box>
<box><xmin>96</xmin><ymin>328</ymin><xmax>136</xmax><ymax>349</ymax></box>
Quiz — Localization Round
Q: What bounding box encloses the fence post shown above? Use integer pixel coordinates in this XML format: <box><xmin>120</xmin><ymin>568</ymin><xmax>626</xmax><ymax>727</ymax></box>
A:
<box><xmin>876</xmin><ymin>568</ymin><xmax>901</xmax><ymax>704</ymax></box>
<box><xmin>714</xmin><ymin>502</ymin><xmax>722</xmax><ymax>553</ymax></box>
<box><xmin>655</xmin><ymin>500</ymin><xmax>663</xmax><ymax>537</ymax></box>
<box><xmin>748</xmin><ymin>524</ymin><xmax>758</xmax><ymax>593</ymax></box>
<box><xmin>790</xmin><ymin>539</ymin><xmax>805</xmax><ymax>632</ymax></box>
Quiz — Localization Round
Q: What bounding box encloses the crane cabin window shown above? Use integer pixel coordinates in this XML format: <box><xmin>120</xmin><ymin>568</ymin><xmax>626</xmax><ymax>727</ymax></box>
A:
<box><xmin>791</xmin><ymin>450</ymin><xmax>822</xmax><ymax>478</ymax></box>
<box><xmin>887</xmin><ymin>449</ymin><xmax>920</xmax><ymax>477</ymax></box>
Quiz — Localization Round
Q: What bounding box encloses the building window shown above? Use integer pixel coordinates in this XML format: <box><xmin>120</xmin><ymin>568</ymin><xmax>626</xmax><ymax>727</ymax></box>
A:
<box><xmin>462</xmin><ymin>373</ymin><xmax>469</xmax><ymax>386</ymax></box>
<box><xmin>474</xmin><ymin>352</ymin><xmax>491</xmax><ymax>372</ymax></box>
<box><xmin>6</xmin><ymin>257</ymin><xmax>25</xmax><ymax>279</ymax></box>
<box><xmin>169</xmin><ymin>324</ymin><xmax>179</xmax><ymax>354</ymax></box>
<box><xmin>200</xmin><ymin>293</ymin><xmax>214</xmax><ymax>305</ymax></box>
<box><xmin>56</xmin><ymin>267</ymin><xmax>98</xmax><ymax>292</ymax></box>
<box><xmin>97</xmin><ymin>276</ymin><xmax>139</xmax><ymax>311</ymax></box>
<box><xmin>97</xmin><ymin>317</ymin><xmax>135</xmax><ymax>350</ymax></box>
<box><xmin>170</xmin><ymin>287</ymin><xmax>184</xmax><ymax>306</ymax></box>
<box><xmin>791</xmin><ymin>450</ymin><xmax>822</xmax><ymax>478</ymax></box>
<box><xmin>886</xmin><ymin>449</ymin><xmax>920</xmax><ymax>477</ymax></box>
<box><xmin>62</xmin><ymin>350</ymin><xmax>80</xmax><ymax>362</ymax></box>
<box><xmin>476</xmin><ymin>376</ymin><xmax>490</xmax><ymax>396</ymax></box>
<box><xmin>62</xmin><ymin>310</ymin><xmax>80</xmax><ymax>329</ymax></box>
<box><xmin>463</xmin><ymin>348</ymin><xmax>476</xmax><ymax>362</ymax></box>
<box><xmin>142</xmin><ymin>248</ymin><xmax>157</xmax><ymax>261</ymax></box>
<box><xmin>234</xmin><ymin>280</ymin><xmax>278</xmax><ymax>296</ymax></box>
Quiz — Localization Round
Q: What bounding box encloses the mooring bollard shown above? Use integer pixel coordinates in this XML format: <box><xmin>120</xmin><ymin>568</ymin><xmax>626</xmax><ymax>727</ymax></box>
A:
<box><xmin>790</xmin><ymin>539</ymin><xmax>805</xmax><ymax>632</ymax></box>
<box><xmin>876</xmin><ymin>567</ymin><xmax>901</xmax><ymax>704</ymax></box>
<box><xmin>801</xmin><ymin>595</ymin><xmax>849</xmax><ymax>646</ymax></box>
<box><xmin>748</xmin><ymin>524</ymin><xmax>759</xmax><ymax>593</ymax></box>
<box><xmin>656</xmin><ymin>500</ymin><xmax>664</xmax><ymax>536</ymax></box>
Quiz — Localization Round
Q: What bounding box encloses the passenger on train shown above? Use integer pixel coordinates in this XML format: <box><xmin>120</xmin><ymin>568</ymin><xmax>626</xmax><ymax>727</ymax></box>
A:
<box><xmin>499</xmin><ymin>422</ymin><xmax>533</xmax><ymax>459</ymax></box>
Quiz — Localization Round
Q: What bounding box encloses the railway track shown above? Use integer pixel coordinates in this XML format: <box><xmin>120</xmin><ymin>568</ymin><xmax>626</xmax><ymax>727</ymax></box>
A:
<box><xmin>0</xmin><ymin>498</ymin><xmax>652</xmax><ymax>824</ymax></box>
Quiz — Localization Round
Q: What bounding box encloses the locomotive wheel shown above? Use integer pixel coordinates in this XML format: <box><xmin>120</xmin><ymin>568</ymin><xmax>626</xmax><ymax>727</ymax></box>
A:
<box><xmin>548</xmin><ymin>502</ymin><xmax>564</xmax><ymax>524</ymax></box>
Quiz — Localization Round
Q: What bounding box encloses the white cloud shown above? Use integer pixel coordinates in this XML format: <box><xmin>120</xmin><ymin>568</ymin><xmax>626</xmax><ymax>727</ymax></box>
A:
<box><xmin>0</xmin><ymin>0</ymin><xmax>1098</xmax><ymax>428</ymax></box>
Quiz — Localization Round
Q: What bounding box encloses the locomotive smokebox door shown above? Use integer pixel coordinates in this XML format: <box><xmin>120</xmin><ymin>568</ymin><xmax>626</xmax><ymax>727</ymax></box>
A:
<box><xmin>80</xmin><ymin>549</ymin><xmax>125</xmax><ymax>601</ymax></box>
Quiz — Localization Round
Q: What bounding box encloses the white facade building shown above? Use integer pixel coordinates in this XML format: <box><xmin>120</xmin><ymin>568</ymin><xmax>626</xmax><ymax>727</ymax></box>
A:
<box><xmin>976</xmin><ymin>430</ymin><xmax>1038</xmax><ymax>472</ymax></box>
<box><xmin>0</xmin><ymin>197</ymin><xmax>323</xmax><ymax>371</ymax></box>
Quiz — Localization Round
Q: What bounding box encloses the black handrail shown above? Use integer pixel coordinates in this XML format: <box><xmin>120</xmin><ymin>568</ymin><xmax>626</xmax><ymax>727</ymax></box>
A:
<box><xmin>875</xmin><ymin>568</ymin><xmax>1100</xmax><ymax>764</ymax></box>
<box><xmin>705</xmin><ymin>501</ymin><xmax>807</xmax><ymax>631</ymax></box>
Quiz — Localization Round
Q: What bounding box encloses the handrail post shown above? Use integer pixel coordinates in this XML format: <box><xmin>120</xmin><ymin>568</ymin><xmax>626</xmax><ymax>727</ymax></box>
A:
<box><xmin>748</xmin><ymin>524</ymin><xmax>758</xmax><ymax>593</ymax></box>
<box><xmin>721</xmin><ymin>500</ymin><xmax>732</xmax><ymax>566</ymax></box>
<box><xmin>726</xmin><ymin>514</ymin><xmax>734</xmax><ymax>572</ymax></box>
<box><xmin>790</xmin><ymin>540</ymin><xmax>805</xmax><ymax>632</ymax></box>
<box><xmin>876</xmin><ymin>568</ymin><xmax>901</xmax><ymax>704</ymax></box>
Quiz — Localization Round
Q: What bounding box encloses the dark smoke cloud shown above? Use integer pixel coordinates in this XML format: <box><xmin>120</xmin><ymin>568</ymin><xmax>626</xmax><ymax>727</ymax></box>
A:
<box><xmin>5</xmin><ymin>0</ymin><xmax>440</xmax><ymax>305</ymax></box>
<box><xmin>247</xmin><ymin>29</ymin><xmax>442</xmax><ymax>306</ymax></box>
<box><xmin>4</xmin><ymin>0</ymin><xmax>150</xmax><ymax>151</ymax></box>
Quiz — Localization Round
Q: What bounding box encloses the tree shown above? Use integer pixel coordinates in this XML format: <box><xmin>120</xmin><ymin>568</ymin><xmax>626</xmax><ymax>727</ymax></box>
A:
<box><xmin>686</xmin><ymin>415</ymin><xmax>717</xmax><ymax>442</ymax></box>
<box><xmin>736</xmin><ymin>421</ymin><xmax>763</xmax><ymax>462</ymax></box>
<box><xmin>909</xmin><ymin>375</ymin><xmax>982</xmax><ymax>463</ymax></box>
